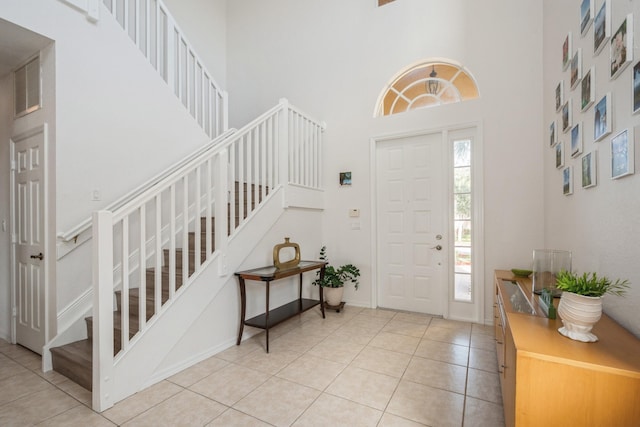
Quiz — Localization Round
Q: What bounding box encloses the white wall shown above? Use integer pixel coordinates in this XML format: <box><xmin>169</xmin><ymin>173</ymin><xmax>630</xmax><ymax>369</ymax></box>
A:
<box><xmin>543</xmin><ymin>1</ymin><xmax>640</xmax><ymax>337</ymax></box>
<box><xmin>162</xmin><ymin>0</ymin><xmax>227</xmax><ymax>90</ymax></box>
<box><xmin>227</xmin><ymin>0</ymin><xmax>544</xmax><ymax>324</ymax></box>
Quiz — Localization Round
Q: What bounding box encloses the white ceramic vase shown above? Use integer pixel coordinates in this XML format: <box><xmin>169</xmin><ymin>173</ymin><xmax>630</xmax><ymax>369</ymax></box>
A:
<box><xmin>324</xmin><ymin>286</ymin><xmax>344</xmax><ymax>306</ymax></box>
<box><xmin>557</xmin><ymin>291</ymin><xmax>603</xmax><ymax>342</ymax></box>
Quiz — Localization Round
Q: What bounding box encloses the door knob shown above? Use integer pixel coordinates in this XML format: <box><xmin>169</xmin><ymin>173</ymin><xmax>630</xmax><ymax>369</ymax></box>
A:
<box><xmin>30</xmin><ymin>252</ymin><xmax>43</xmax><ymax>260</ymax></box>
<box><xmin>432</xmin><ymin>245</ymin><xmax>442</xmax><ymax>251</ymax></box>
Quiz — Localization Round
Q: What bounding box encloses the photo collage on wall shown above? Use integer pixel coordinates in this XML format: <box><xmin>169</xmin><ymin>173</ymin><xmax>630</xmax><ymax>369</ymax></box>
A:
<box><xmin>550</xmin><ymin>0</ymin><xmax>636</xmax><ymax>195</ymax></box>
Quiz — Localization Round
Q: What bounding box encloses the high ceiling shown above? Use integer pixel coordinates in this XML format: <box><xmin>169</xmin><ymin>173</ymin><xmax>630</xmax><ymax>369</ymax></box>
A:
<box><xmin>0</xmin><ymin>18</ymin><xmax>52</xmax><ymax>78</ymax></box>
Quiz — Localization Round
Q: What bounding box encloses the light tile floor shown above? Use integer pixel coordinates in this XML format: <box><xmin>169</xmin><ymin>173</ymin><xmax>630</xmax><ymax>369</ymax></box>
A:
<box><xmin>0</xmin><ymin>306</ymin><xmax>505</xmax><ymax>426</ymax></box>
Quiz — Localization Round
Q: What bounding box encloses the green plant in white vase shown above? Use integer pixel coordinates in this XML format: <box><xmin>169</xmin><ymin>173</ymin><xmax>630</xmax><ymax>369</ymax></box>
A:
<box><xmin>555</xmin><ymin>270</ymin><xmax>629</xmax><ymax>342</ymax></box>
<box><xmin>312</xmin><ymin>246</ymin><xmax>360</xmax><ymax>306</ymax></box>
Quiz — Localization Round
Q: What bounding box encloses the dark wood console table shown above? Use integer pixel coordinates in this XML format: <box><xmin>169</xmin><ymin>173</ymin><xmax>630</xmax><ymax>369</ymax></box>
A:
<box><xmin>235</xmin><ymin>260</ymin><xmax>327</xmax><ymax>352</ymax></box>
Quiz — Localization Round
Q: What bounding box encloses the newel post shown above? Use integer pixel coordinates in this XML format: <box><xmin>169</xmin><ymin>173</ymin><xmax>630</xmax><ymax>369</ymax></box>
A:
<box><xmin>278</xmin><ymin>98</ymin><xmax>290</xmax><ymax>192</ymax></box>
<box><xmin>92</xmin><ymin>211</ymin><xmax>114</xmax><ymax>412</ymax></box>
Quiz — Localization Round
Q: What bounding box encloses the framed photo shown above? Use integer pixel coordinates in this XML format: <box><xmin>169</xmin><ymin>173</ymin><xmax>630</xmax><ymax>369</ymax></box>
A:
<box><xmin>611</xmin><ymin>129</ymin><xmax>634</xmax><ymax>179</ymax></box>
<box><xmin>562</xmin><ymin>32</ymin><xmax>572</xmax><ymax>71</ymax></box>
<box><xmin>562</xmin><ymin>99</ymin><xmax>572</xmax><ymax>133</ymax></box>
<box><xmin>563</xmin><ymin>166</ymin><xmax>573</xmax><ymax>195</ymax></box>
<box><xmin>580</xmin><ymin>0</ymin><xmax>594</xmax><ymax>37</ymax></box>
<box><xmin>571</xmin><ymin>122</ymin><xmax>583</xmax><ymax>158</ymax></box>
<box><xmin>339</xmin><ymin>171</ymin><xmax>352</xmax><ymax>186</ymax></box>
<box><xmin>594</xmin><ymin>93</ymin><xmax>611</xmax><ymax>142</ymax></box>
<box><xmin>555</xmin><ymin>81</ymin><xmax>564</xmax><ymax>111</ymax></box>
<box><xmin>549</xmin><ymin>121</ymin><xmax>557</xmax><ymax>147</ymax></box>
<box><xmin>571</xmin><ymin>48</ymin><xmax>582</xmax><ymax>89</ymax></box>
<box><xmin>581</xmin><ymin>151</ymin><xmax>597</xmax><ymax>188</ymax></box>
<box><xmin>594</xmin><ymin>1</ymin><xmax>611</xmax><ymax>55</ymax></box>
<box><xmin>581</xmin><ymin>66</ymin><xmax>595</xmax><ymax>111</ymax></box>
<box><xmin>556</xmin><ymin>142</ymin><xmax>565</xmax><ymax>169</ymax></box>
<box><xmin>610</xmin><ymin>14</ymin><xmax>633</xmax><ymax>80</ymax></box>
<box><xmin>633</xmin><ymin>61</ymin><xmax>640</xmax><ymax>114</ymax></box>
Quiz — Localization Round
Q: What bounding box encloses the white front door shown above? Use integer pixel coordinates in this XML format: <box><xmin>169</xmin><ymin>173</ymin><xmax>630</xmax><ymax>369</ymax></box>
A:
<box><xmin>376</xmin><ymin>133</ymin><xmax>446</xmax><ymax>315</ymax></box>
<box><xmin>12</xmin><ymin>125</ymin><xmax>47</xmax><ymax>354</ymax></box>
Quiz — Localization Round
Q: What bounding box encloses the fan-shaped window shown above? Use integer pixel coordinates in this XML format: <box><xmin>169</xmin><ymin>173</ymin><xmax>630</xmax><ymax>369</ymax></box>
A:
<box><xmin>375</xmin><ymin>60</ymin><xmax>479</xmax><ymax>117</ymax></box>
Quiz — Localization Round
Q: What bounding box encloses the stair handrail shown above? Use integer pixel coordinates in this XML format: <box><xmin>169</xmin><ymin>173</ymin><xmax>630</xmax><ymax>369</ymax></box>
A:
<box><xmin>58</xmin><ymin>128</ymin><xmax>237</xmax><ymax>243</ymax></box>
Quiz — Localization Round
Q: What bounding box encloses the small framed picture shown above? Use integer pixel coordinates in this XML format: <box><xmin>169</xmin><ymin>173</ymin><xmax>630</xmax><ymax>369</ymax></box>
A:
<box><xmin>563</xmin><ymin>166</ymin><xmax>573</xmax><ymax>196</ymax></box>
<box><xmin>549</xmin><ymin>121</ymin><xmax>557</xmax><ymax>147</ymax></box>
<box><xmin>571</xmin><ymin>48</ymin><xmax>582</xmax><ymax>89</ymax></box>
<box><xmin>556</xmin><ymin>142</ymin><xmax>565</xmax><ymax>169</ymax></box>
<box><xmin>633</xmin><ymin>61</ymin><xmax>640</xmax><ymax>114</ymax></box>
<box><xmin>555</xmin><ymin>81</ymin><xmax>564</xmax><ymax>111</ymax></box>
<box><xmin>610</xmin><ymin>14</ymin><xmax>633</xmax><ymax>80</ymax></box>
<box><xmin>594</xmin><ymin>1</ymin><xmax>611</xmax><ymax>55</ymax></box>
<box><xmin>594</xmin><ymin>93</ymin><xmax>612</xmax><ymax>142</ymax></box>
<box><xmin>339</xmin><ymin>171</ymin><xmax>352</xmax><ymax>186</ymax></box>
<box><xmin>611</xmin><ymin>129</ymin><xmax>634</xmax><ymax>179</ymax></box>
<box><xmin>581</xmin><ymin>67</ymin><xmax>595</xmax><ymax>111</ymax></box>
<box><xmin>562</xmin><ymin>99</ymin><xmax>572</xmax><ymax>133</ymax></box>
<box><xmin>581</xmin><ymin>151</ymin><xmax>597</xmax><ymax>189</ymax></box>
<box><xmin>571</xmin><ymin>122</ymin><xmax>583</xmax><ymax>158</ymax></box>
<box><xmin>562</xmin><ymin>32</ymin><xmax>572</xmax><ymax>71</ymax></box>
<box><xmin>580</xmin><ymin>0</ymin><xmax>594</xmax><ymax>37</ymax></box>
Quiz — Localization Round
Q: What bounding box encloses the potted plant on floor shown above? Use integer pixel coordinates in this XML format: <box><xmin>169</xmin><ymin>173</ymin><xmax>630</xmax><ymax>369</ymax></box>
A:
<box><xmin>555</xmin><ymin>270</ymin><xmax>629</xmax><ymax>342</ymax></box>
<box><xmin>312</xmin><ymin>246</ymin><xmax>360</xmax><ymax>307</ymax></box>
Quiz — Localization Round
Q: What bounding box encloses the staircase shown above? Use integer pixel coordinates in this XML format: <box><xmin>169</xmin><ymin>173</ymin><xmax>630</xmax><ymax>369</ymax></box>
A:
<box><xmin>50</xmin><ymin>182</ymin><xmax>265</xmax><ymax>390</ymax></box>
<box><xmin>42</xmin><ymin>0</ymin><xmax>326</xmax><ymax>412</ymax></box>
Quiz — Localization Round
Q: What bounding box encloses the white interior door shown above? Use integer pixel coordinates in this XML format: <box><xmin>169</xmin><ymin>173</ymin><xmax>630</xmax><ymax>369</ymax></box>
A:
<box><xmin>376</xmin><ymin>133</ymin><xmax>447</xmax><ymax>315</ymax></box>
<box><xmin>12</xmin><ymin>126</ymin><xmax>47</xmax><ymax>354</ymax></box>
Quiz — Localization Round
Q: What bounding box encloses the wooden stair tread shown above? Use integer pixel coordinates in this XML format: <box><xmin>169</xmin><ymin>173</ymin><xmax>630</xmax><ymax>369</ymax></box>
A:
<box><xmin>50</xmin><ymin>339</ymin><xmax>92</xmax><ymax>364</ymax></box>
<box><xmin>50</xmin><ymin>339</ymin><xmax>92</xmax><ymax>391</ymax></box>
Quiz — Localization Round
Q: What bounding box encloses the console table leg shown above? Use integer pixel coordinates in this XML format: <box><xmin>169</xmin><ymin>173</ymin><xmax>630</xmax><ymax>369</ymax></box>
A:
<box><xmin>319</xmin><ymin>266</ymin><xmax>326</xmax><ymax>319</ymax></box>
<box><xmin>299</xmin><ymin>273</ymin><xmax>303</xmax><ymax>312</ymax></box>
<box><xmin>265</xmin><ymin>281</ymin><xmax>270</xmax><ymax>353</ymax></box>
<box><xmin>237</xmin><ymin>277</ymin><xmax>246</xmax><ymax>345</ymax></box>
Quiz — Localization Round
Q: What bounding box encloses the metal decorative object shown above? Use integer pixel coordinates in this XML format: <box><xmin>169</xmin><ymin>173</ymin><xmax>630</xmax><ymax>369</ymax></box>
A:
<box><xmin>273</xmin><ymin>237</ymin><xmax>300</xmax><ymax>269</ymax></box>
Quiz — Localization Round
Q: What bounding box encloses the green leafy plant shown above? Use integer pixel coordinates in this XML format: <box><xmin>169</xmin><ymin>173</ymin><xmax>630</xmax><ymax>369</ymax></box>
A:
<box><xmin>555</xmin><ymin>270</ymin><xmax>629</xmax><ymax>297</ymax></box>
<box><xmin>312</xmin><ymin>246</ymin><xmax>360</xmax><ymax>289</ymax></box>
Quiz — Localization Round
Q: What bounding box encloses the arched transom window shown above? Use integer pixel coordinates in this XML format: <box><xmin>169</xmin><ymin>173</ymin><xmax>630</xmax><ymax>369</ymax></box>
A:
<box><xmin>375</xmin><ymin>60</ymin><xmax>479</xmax><ymax>117</ymax></box>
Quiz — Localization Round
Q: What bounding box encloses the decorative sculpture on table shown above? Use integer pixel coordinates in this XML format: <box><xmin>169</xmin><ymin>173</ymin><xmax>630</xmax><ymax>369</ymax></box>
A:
<box><xmin>273</xmin><ymin>237</ymin><xmax>300</xmax><ymax>269</ymax></box>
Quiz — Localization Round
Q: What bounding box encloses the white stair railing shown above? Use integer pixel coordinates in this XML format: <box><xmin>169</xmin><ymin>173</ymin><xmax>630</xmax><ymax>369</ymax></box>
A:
<box><xmin>102</xmin><ymin>0</ymin><xmax>228</xmax><ymax>139</ymax></box>
<box><xmin>92</xmin><ymin>99</ymin><xmax>324</xmax><ymax>411</ymax></box>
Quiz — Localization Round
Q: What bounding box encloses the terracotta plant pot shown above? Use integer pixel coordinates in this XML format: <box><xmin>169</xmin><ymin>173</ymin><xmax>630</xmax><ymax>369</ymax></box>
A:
<box><xmin>557</xmin><ymin>291</ymin><xmax>603</xmax><ymax>342</ymax></box>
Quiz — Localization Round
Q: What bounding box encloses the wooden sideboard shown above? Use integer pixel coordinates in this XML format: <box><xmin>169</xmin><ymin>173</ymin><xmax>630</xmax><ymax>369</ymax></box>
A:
<box><xmin>494</xmin><ymin>270</ymin><xmax>640</xmax><ymax>427</ymax></box>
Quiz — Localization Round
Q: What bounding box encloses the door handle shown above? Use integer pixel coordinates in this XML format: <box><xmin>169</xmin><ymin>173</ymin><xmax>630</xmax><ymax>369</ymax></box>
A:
<box><xmin>431</xmin><ymin>245</ymin><xmax>442</xmax><ymax>251</ymax></box>
<box><xmin>30</xmin><ymin>252</ymin><xmax>43</xmax><ymax>260</ymax></box>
